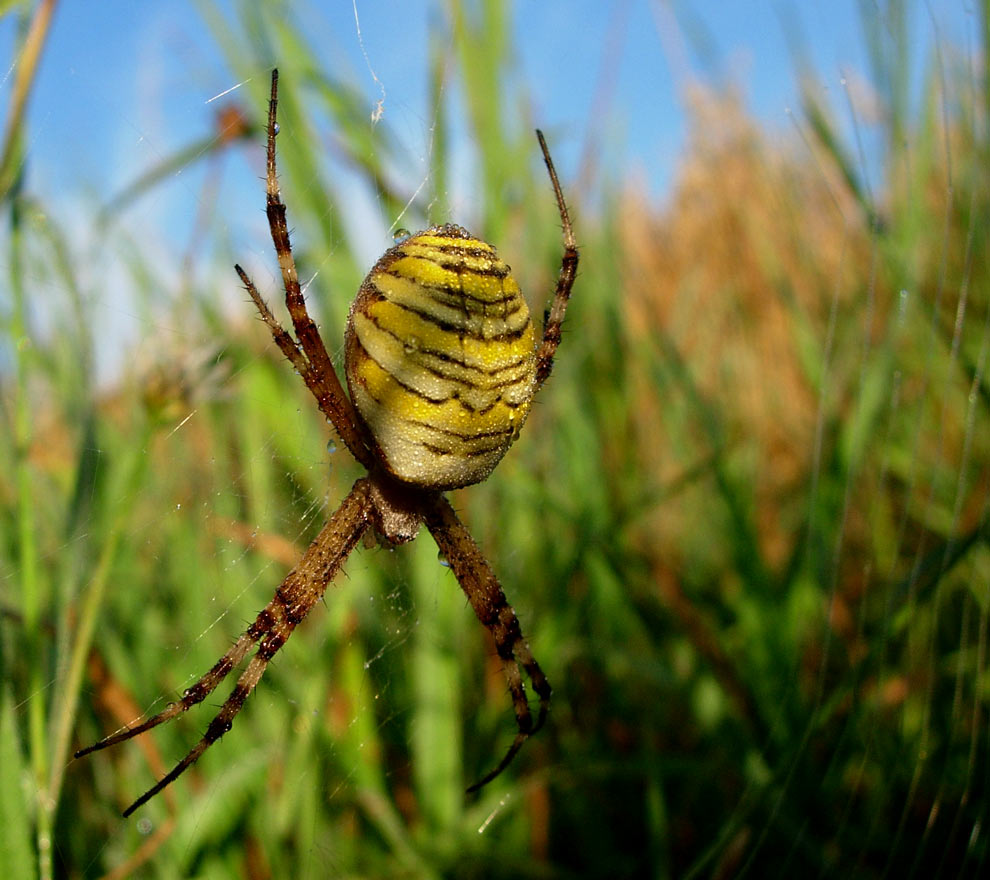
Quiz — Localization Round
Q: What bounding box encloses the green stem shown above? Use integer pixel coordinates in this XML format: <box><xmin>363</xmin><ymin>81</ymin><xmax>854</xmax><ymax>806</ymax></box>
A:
<box><xmin>0</xmin><ymin>0</ymin><xmax>57</xmax><ymax>201</ymax></box>
<box><xmin>10</xmin><ymin>193</ymin><xmax>50</xmax><ymax>880</ymax></box>
<box><xmin>47</xmin><ymin>434</ymin><xmax>148</xmax><ymax>810</ymax></box>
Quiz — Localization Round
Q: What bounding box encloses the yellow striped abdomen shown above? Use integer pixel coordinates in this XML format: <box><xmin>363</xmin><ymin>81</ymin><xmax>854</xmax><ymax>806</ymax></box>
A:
<box><xmin>345</xmin><ymin>224</ymin><xmax>536</xmax><ymax>490</ymax></box>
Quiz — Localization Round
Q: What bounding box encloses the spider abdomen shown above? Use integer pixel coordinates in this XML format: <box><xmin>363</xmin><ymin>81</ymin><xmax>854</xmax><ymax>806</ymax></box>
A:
<box><xmin>345</xmin><ymin>224</ymin><xmax>537</xmax><ymax>490</ymax></box>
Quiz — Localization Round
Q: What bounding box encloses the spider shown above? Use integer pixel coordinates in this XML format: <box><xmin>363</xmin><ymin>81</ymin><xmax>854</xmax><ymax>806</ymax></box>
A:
<box><xmin>75</xmin><ymin>68</ymin><xmax>577</xmax><ymax>817</ymax></box>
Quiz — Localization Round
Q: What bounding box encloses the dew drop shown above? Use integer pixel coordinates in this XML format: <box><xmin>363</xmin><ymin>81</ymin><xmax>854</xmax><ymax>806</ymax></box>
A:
<box><xmin>327</xmin><ymin>439</ymin><xmax>337</xmax><ymax>455</ymax></box>
<box><xmin>137</xmin><ymin>817</ymin><xmax>153</xmax><ymax>835</ymax></box>
<box><xmin>393</xmin><ymin>227</ymin><xmax>411</xmax><ymax>244</ymax></box>
<box><xmin>273</xmin><ymin>122</ymin><xmax>280</xmax><ymax>136</ymax></box>
<box><xmin>897</xmin><ymin>289</ymin><xmax>910</xmax><ymax>320</ymax></box>
<box><xmin>437</xmin><ymin>551</ymin><xmax>451</xmax><ymax>568</ymax></box>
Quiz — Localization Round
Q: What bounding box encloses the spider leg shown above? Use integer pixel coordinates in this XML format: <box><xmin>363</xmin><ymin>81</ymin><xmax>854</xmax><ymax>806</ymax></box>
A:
<box><xmin>77</xmin><ymin>478</ymin><xmax>373</xmax><ymax>816</ymax></box>
<box><xmin>424</xmin><ymin>494</ymin><xmax>551</xmax><ymax>792</ymax></box>
<box><xmin>73</xmin><ymin>628</ymin><xmax>260</xmax><ymax>758</ymax></box>
<box><xmin>236</xmin><ymin>68</ymin><xmax>373</xmax><ymax>468</ymax></box>
<box><xmin>533</xmin><ymin>129</ymin><xmax>579</xmax><ymax>390</ymax></box>
<box><xmin>236</xmin><ymin>263</ymin><xmax>310</xmax><ymax>380</ymax></box>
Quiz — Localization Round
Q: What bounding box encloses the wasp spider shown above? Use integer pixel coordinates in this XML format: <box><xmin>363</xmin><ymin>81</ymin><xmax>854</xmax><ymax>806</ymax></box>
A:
<box><xmin>75</xmin><ymin>69</ymin><xmax>578</xmax><ymax>817</ymax></box>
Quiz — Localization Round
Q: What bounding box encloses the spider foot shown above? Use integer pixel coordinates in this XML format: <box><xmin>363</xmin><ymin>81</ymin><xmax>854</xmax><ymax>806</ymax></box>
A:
<box><xmin>466</xmin><ymin>729</ymin><xmax>532</xmax><ymax>793</ymax></box>
<box><xmin>466</xmin><ymin>654</ymin><xmax>551</xmax><ymax>793</ymax></box>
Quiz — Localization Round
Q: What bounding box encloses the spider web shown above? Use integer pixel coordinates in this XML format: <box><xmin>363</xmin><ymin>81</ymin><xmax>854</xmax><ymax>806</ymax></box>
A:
<box><xmin>3</xmin><ymin>1</ymin><xmax>987</xmax><ymax>877</ymax></box>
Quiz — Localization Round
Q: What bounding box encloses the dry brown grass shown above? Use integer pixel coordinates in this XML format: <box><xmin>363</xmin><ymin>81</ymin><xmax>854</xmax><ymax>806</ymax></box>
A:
<box><xmin>622</xmin><ymin>88</ymin><xmax>871</xmax><ymax>568</ymax></box>
<box><xmin>620</xmin><ymin>84</ymin><xmax>987</xmax><ymax>594</ymax></box>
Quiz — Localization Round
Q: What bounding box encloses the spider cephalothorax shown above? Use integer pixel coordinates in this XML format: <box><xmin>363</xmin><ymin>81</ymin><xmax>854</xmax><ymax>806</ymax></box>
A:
<box><xmin>75</xmin><ymin>68</ymin><xmax>577</xmax><ymax>817</ymax></box>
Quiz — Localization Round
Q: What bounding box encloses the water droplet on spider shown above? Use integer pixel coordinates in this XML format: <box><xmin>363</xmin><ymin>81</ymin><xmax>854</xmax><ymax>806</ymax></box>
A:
<box><xmin>393</xmin><ymin>227</ymin><xmax>411</xmax><ymax>244</ymax></box>
<box><xmin>403</xmin><ymin>336</ymin><xmax>421</xmax><ymax>354</ymax></box>
<box><xmin>326</xmin><ymin>439</ymin><xmax>337</xmax><ymax>455</ymax></box>
<box><xmin>437</xmin><ymin>551</ymin><xmax>451</xmax><ymax>568</ymax></box>
<box><xmin>273</xmin><ymin>122</ymin><xmax>280</xmax><ymax>136</ymax></box>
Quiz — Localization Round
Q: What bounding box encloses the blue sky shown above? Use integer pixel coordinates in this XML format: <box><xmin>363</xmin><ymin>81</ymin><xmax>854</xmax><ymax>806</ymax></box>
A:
<box><xmin>12</xmin><ymin>1</ymin><xmax>975</xmax><ymax>203</ymax></box>
<box><xmin>0</xmin><ymin>1</ymin><xmax>976</xmax><ymax>377</ymax></box>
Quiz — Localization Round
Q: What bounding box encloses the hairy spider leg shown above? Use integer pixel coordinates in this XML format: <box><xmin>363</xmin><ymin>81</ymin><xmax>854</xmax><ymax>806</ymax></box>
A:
<box><xmin>533</xmin><ymin>129</ymin><xmax>579</xmax><ymax>391</ymax></box>
<box><xmin>425</xmin><ymin>495</ymin><xmax>552</xmax><ymax>792</ymax></box>
<box><xmin>76</xmin><ymin>75</ymin><xmax>578</xmax><ymax>811</ymax></box>
<box><xmin>76</xmin><ymin>479</ymin><xmax>373</xmax><ymax>817</ymax></box>
<box><xmin>239</xmin><ymin>68</ymin><xmax>373</xmax><ymax>468</ymax></box>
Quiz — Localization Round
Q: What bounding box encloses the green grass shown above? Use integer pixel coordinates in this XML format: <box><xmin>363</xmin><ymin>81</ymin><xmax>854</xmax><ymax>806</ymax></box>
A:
<box><xmin>2</xmin><ymin>0</ymin><xmax>990</xmax><ymax>877</ymax></box>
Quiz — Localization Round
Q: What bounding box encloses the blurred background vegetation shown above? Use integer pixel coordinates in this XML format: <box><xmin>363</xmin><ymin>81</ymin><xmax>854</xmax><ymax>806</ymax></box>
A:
<box><xmin>2</xmin><ymin>0</ymin><xmax>989</xmax><ymax>877</ymax></box>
